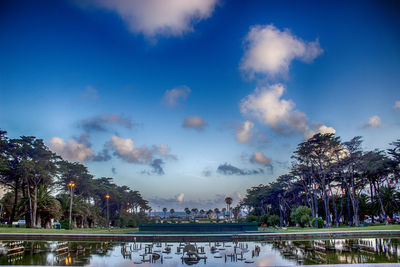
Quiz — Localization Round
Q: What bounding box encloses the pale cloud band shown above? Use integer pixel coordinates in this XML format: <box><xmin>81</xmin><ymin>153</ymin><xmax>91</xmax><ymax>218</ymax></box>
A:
<box><xmin>79</xmin><ymin>0</ymin><xmax>218</xmax><ymax>37</ymax></box>
<box><xmin>79</xmin><ymin>113</ymin><xmax>133</xmax><ymax>132</ymax></box>
<box><xmin>250</xmin><ymin>151</ymin><xmax>272</xmax><ymax>166</ymax></box>
<box><xmin>234</xmin><ymin>120</ymin><xmax>254</xmax><ymax>143</ymax></box>
<box><xmin>394</xmin><ymin>100</ymin><xmax>400</xmax><ymax>110</ymax></box>
<box><xmin>49</xmin><ymin>137</ymin><xmax>94</xmax><ymax>162</ymax></box>
<box><xmin>162</xmin><ymin>86</ymin><xmax>191</xmax><ymax>108</ymax></box>
<box><xmin>182</xmin><ymin>116</ymin><xmax>208</xmax><ymax>131</ymax></box>
<box><xmin>110</xmin><ymin>135</ymin><xmax>177</xmax><ymax>164</ymax></box>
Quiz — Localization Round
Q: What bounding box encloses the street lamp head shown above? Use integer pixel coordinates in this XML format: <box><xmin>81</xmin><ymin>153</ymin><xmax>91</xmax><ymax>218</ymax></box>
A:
<box><xmin>68</xmin><ymin>182</ymin><xmax>75</xmax><ymax>188</ymax></box>
<box><xmin>105</xmin><ymin>194</ymin><xmax>110</xmax><ymax>199</ymax></box>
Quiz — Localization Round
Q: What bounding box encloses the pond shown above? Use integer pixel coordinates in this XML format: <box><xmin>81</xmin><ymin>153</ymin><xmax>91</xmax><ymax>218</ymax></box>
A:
<box><xmin>0</xmin><ymin>238</ymin><xmax>399</xmax><ymax>266</ymax></box>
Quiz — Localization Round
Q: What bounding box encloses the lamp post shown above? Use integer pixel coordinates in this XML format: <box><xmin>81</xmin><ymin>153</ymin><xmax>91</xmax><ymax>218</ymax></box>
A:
<box><xmin>68</xmin><ymin>182</ymin><xmax>75</xmax><ymax>230</ymax></box>
<box><xmin>105</xmin><ymin>194</ymin><xmax>110</xmax><ymax>228</ymax></box>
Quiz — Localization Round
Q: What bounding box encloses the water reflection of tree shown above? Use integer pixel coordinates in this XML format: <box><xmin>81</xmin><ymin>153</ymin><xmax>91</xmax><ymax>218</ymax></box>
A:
<box><xmin>267</xmin><ymin>238</ymin><xmax>400</xmax><ymax>265</ymax></box>
<box><xmin>0</xmin><ymin>241</ymin><xmax>116</xmax><ymax>266</ymax></box>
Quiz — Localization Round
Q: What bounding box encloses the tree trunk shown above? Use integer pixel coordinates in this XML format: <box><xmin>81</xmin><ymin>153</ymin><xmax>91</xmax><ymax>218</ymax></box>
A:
<box><xmin>369</xmin><ymin>182</ymin><xmax>375</xmax><ymax>223</ymax></box>
<box><xmin>22</xmin><ymin>181</ymin><xmax>31</xmax><ymax>228</ymax></box>
<box><xmin>32</xmin><ymin>185</ymin><xmax>38</xmax><ymax>228</ymax></box>
<box><xmin>25</xmin><ymin>177</ymin><xmax>33</xmax><ymax>228</ymax></box>
<box><xmin>347</xmin><ymin>171</ymin><xmax>360</xmax><ymax>227</ymax></box>
<box><xmin>322</xmin><ymin>177</ymin><xmax>330</xmax><ymax>227</ymax></box>
<box><xmin>329</xmin><ymin>185</ymin><xmax>339</xmax><ymax>227</ymax></box>
<box><xmin>373</xmin><ymin>182</ymin><xmax>387</xmax><ymax>222</ymax></box>
<box><xmin>346</xmin><ymin>188</ymin><xmax>352</xmax><ymax>226</ymax></box>
<box><xmin>36</xmin><ymin>214</ymin><xmax>41</xmax><ymax>228</ymax></box>
<box><xmin>9</xmin><ymin>182</ymin><xmax>18</xmax><ymax>227</ymax></box>
<box><xmin>304</xmin><ymin>181</ymin><xmax>315</xmax><ymax>217</ymax></box>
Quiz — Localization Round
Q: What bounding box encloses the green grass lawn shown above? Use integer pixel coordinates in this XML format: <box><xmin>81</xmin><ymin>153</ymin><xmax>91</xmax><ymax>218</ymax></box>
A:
<box><xmin>260</xmin><ymin>224</ymin><xmax>400</xmax><ymax>233</ymax></box>
<box><xmin>1</xmin><ymin>224</ymin><xmax>400</xmax><ymax>235</ymax></box>
<box><xmin>0</xmin><ymin>227</ymin><xmax>138</xmax><ymax>234</ymax></box>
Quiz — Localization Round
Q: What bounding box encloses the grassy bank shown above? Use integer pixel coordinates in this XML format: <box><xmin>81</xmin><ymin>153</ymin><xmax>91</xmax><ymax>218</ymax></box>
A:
<box><xmin>0</xmin><ymin>227</ymin><xmax>138</xmax><ymax>234</ymax></box>
<box><xmin>1</xmin><ymin>224</ymin><xmax>400</xmax><ymax>235</ymax></box>
<box><xmin>261</xmin><ymin>224</ymin><xmax>400</xmax><ymax>233</ymax></box>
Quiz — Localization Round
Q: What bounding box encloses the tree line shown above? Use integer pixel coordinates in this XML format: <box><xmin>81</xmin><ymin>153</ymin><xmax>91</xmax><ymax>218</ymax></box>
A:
<box><xmin>0</xmin><ymin>130</ymin><xmax>150</xmax><ymax>228</ymax></box>
<box><xmin>240</xmin><ymin>133</ymin><xmax>400</xmax><ymax>227</ymax></box>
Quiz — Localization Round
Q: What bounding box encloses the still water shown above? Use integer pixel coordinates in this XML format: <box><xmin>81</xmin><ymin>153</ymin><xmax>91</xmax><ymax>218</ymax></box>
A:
<box><xmin>1</xmin><ymin>238</ymin><xmax>399</xmax><ymax>266</ymax></box>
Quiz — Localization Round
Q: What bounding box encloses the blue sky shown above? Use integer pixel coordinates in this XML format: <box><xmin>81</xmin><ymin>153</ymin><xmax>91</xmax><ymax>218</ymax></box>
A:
<box><xmin>1</xmin><ymin>0</ymin><xmax>399</xmax><ymax>210</ymax></box>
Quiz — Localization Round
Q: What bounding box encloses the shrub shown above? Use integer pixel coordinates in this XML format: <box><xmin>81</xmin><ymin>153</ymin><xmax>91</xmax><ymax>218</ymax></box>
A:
<box><xmin>290</xmin><ymin>206</ymin><xmax>312</xmax><ymax>227</ymax></box>
<box><xmin>127</xmin><ymin>218</ymin><xmax>137</xmax><ymax>228</ymax></box>
<box><xmin>245</xmin><ymin>215</ymin><xmax>258</xmax><ymax>223</ymax></box>
<box><xmin>60</xmin><ymin>219</ymin><xmax>73</xmax><ymax>229</ymax></box>
<box><xmin>260</xmin><ymin>214</ymin><xmax>269</xmax><ymax>224</ymax></box>
<box><xmin>267</xmin><ymin>215</ymin><xmax>280</xmax><ymax>226</ymax></box>
<box><xmin>311</xmin><ymin>217</ymin><xmax>324</xmax><ymax>228</ymax></box>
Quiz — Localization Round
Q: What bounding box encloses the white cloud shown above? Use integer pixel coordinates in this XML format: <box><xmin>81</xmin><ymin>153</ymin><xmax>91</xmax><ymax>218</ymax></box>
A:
<box><xmin>176</xmin><ymin>193</ymin><xmax>185</xmax><ymax>203</ymax></box>
<box><xmin>48</xmin><ymin>137</ymin><xmax>94</xmax><ymax>162</ymax></box>
<box><xmin>394</xmin><ymin>100</ymin><xmax>400</xmax><ymax>110</ymax></box>
<box><xmin>240</xmin><ymin>84</ymin><xmax>335</xmax><ymax>139</ymax></box>
<box><xmin>162</xmin><ymin>86</ymin><xmax>191</xmax><ymax>108</ymax></box>
<box><xmin>365</xmin><ymin>115</ymin><xmax>382</xmax><ymax>128</ymax></box>
<box><xmin>250</xmin><ymin>151</ymin><xmax>272</xmax><ymax>166</ymax></box>
<box><xmin>182</xmin><ymin>116</ymin><xmax>208</xmax><ymax>131</ymax></box>
<box><xmin>240</xmin><ymin>24</ymin><xmax>323</xmax><ymax>78</ymax></box>
<box><xmin>82</xmin><ymin>0</ymin><xmax>218</xmax><ymax>37</ymax></box>
<box><xmin>305</xmin><ymin>123</ymin><xmax>336</xmax><ymax>139</ymax></box>
<box><xmin>240</xmin><ymin>84</ymin><xmax>309</xmax><ymax>135</ymax></box>
<box><xmin>235</xmin><ymin>121</ymin><xmax>254</xmax><ymax>143</ymax></box>
<box><xmin>110</xmin><ymin>135</ymin><xmax>176</xmax><ymax>164</ymax></box>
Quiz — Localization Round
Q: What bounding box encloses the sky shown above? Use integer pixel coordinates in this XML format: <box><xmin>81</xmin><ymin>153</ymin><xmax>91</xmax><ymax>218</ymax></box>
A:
<box><xmin>1</xmin><ymin>0</ymin><xmax>400</xmax><ymax>211</ymax></box>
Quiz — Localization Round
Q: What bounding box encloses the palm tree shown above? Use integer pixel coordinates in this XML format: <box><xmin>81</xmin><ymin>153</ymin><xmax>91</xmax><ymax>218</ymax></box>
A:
<box><xmin>200</xmin><ymin>209</ymin><xmax>205</xmax><ymax>216</ymax></box>
<box><xmin>206</xmin><ymin>209</ymin><xmax>213</xmax><ymax>220</ymax></box>
<box><xmin>225</xmin><ymin>196</ymin><xmax>233</xmax><ymax>222</ymax></box>
<box><xmin>169</xmin><ymin>208</ymin><xmax>175</xmax><ymax>217</ymax></box>
<box><xmin>232</xmin><ymin>206</ymin><xmax>241</xmax><ymax>220</ymax></box>
<box><xmin>191</xmin><ymin>208</ymin><xmax>198</xmax><ymax>220</ymax></box>
<box><xmin>162</xmin><ymin>207</ymin><xmax>167</xmax><ymax>218</ymax></box>
<box><xmin>214</xmin><ymin>208</ymin><xmax>220</xmax><ymax>221</ymax></box>
<box><xmin>184</xmin><ymin>207</ymin><xmax>191</xmax><ymax>219</ymax></box>
<box><xmin>221</xmin><ymin>208</ymin><xmax>226</xmax><ymax>220</ymax></box>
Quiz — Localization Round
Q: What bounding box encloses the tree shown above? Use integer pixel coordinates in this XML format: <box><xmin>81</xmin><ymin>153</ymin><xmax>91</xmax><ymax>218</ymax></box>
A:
<box><xmin>184</xmin><ymin>207</ymin><xmax>191</xmax><ymax>219</ymax></box>
<box><xmin>221</xmin><ymin>208</ymin><xmax>226</xmax><ymax>219</ymax></box>
<box><xmin>363</xmin><ymin>150</ymin><xmax>393</xmax><ymax>222</ymax></box>
<box><xmin>191</xmin><ymin>208</ymin><xmax>198</xmax><ymax>219</ymax></box>
<box><xmin>163</xmin><ymin>207</ymin><xmax>167</xmax><ymax>218</ymax></box>
<box><xmin>206</xmin><ymin>209</ymin><xmax>213</xmax><ymax>219</ymax></box>
<box><xmin>169</xmin><ymin>208</ymin><xmax>175</xmax><ymax>217</ymax></box>
<box><xmin>0</xmin><ymin>135</ymin><xmax>24</xmax><ymax>227</ymax></box>
<box><xmin>290</xmin><ymin>206</ymin><xmax>312</xmax><ymax>227</ymax></box>
<box><xmin>225</xmin><ymin>196</ymin><xmax>233</xmax><ymax>222</ymax></box>
<box><xmin>341</xmin><ymin>136</ymin><xmax>365</xmax><ymax>226</ymax></box>
<box><xmin>214</xmin><ymin>208</ymin><xmax>220</xmax><ymax>220</ymax></box>
<box><xmin>232</xmin><ymin>206</ymin><xmax>241</xmax><ymax>220</ymax></box>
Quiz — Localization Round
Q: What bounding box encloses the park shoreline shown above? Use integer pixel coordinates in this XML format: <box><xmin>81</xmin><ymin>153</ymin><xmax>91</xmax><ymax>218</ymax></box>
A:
<box><xmin>1</xmin><ymin>230</ymin><xmax>400</xmax><ymax>242</ymax></box>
